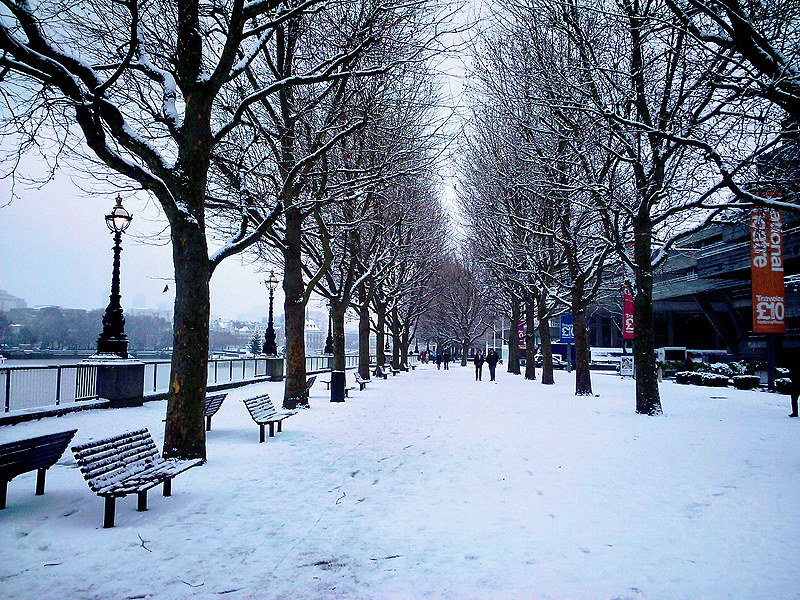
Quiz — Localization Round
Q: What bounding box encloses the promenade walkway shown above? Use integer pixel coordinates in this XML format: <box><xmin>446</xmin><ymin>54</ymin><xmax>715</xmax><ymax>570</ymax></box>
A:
<box><xmin>0</xmin><ymin>363</ymin><xmax>798</xmax><ymax>599</ymax></box>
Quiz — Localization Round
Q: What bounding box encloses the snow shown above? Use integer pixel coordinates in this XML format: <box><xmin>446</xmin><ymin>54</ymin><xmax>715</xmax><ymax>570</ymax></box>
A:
<box><xmin>1</xmin><ymin>366</ymin><xmax>798</xmax><ymax>599</ymax></box>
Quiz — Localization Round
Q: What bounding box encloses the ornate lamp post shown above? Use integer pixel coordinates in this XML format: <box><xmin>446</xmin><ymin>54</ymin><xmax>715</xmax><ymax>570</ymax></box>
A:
<box><xmin>263</xmin><ymin>270</ymin><xmax>279</xmax><ymax>356</ymax></box>
<box><xmin>324</xmin><ymin>300</ymin><xmax>333</xmax><ymax>355</ymax></box>
<box><xmin>97</xmin><ymin>195</ymin><xmax>132</xmax><ymax>358</ymax></box>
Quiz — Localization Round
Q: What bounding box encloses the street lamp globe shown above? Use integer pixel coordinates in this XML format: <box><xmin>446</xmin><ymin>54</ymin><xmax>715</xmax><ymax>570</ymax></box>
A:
<box><xmin>106</xmin><ymin>195</ymin><xmax>132</xmax><ymax>233</ymax></box>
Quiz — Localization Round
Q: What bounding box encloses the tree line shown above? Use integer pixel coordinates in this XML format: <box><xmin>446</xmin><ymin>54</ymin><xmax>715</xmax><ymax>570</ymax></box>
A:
<box><xmin>457</xmin><ymin>0</ymin><xmax>799</xmax><ymax>414</ymax></box>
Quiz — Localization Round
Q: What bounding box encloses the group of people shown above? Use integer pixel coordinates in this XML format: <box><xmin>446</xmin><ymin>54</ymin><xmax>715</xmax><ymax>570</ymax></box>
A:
<box><xmin>420</xmin><ymin>349</ymin><xmax>453</xmax><ymax>370</ymax></box>
<box><xmin>472</xmin><ymin>349</ymin><xmax>500</xmax><ymax>382</ymax></box>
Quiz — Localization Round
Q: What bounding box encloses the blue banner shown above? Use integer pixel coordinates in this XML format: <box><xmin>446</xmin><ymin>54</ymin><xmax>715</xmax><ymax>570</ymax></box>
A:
<box><xmin>559</xmin><ymin>313</ymin><xmax>574</xmax><ymax>343</ymax></box>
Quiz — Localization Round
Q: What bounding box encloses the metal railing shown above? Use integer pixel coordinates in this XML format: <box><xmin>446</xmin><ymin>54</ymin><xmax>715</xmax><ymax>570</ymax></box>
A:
<box><xmin>1</xmin><ymin>353</ymin><xmax>381</xmax><ymax>413</ymax></box>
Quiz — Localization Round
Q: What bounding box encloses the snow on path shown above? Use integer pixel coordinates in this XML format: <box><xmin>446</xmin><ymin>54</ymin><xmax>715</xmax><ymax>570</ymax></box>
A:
<box><xmin>0</xmin><ymin>365</ymin><xmax>798</xmax><ymax>599</ymax></box>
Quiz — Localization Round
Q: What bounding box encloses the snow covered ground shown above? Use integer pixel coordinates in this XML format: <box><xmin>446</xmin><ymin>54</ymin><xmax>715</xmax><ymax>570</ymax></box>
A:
<box><xmin>1</xmin><ymin>364</ymin><xmax>798</xmax><ymax>600</ymax></box>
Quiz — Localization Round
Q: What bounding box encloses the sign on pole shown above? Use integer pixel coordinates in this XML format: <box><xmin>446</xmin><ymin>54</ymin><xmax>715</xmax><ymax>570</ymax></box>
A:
<box><xmin>559</xmin><ymin>313</ymin><xmax>574</xmax><ymax>343</ymax></box>
<box><xmin>623</xmin><ymin>292</ymin><xmax>634</xmax><ymax>340</ymax></box>
<box><xmin>750</xmin><ymin>207</ymin><xmax>786</xmax><ymax>334</ymax></box>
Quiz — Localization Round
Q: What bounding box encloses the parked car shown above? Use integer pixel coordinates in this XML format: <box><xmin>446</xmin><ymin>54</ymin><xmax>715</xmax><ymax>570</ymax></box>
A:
<box><xmin>534</xmin><ymin>354</ymin><xmax>568</xmax><ymax>369</ymax></box>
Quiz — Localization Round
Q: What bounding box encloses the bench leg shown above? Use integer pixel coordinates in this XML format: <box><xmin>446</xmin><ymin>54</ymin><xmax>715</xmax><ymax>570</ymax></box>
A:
<box><xmin>269</xmin><ymin>422</ymin><xmax>275</xmax><ymax>437</ymax></box>
<box><xmin>277</xmin><ymin>421</ymin><xmax>283</xmax><ymax>433</ymax></box>
<box><xmin>104</xmin><ymin>497</ymin><xmax>116</xmax><ymax>528</ymax></box>
<box><xmin>1</xmin><ymin>480</ymin><xmax>6</xmax><ymax>509</ymax></box>
<box><xmin>206</xmin><ymin>416</ymin><xmax>212</xmax><ymax>431</ymax></box>
<box><xmin>163</xmin><ymin>479</ymin><xmax>172</xmax><ymax>497</ymax></box>
<box><xmin>36</xmin><ymin>468</ymin><xmax>46</xmax><ymax>496</ymax></box>
<box><xmin>138</xmin><ymin>491</ymin><xmax>148</xmax><ymax>512</ymax></box>
<box><xmin>259</xmin><ymin>424</ymin><xmax>265</xmax><ymax>443</ymax></box>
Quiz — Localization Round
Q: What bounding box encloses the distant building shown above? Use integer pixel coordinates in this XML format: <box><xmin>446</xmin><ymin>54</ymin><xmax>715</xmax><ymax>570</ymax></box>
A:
<box><xmin>305</xmin><ymin>315</ymin><xmax>325</xmax><ymax>352</ymax></box>
<box><xmin>0</xmin><ymin>289</ymin><xmax>26</xmax><ymax>311</ymax></box>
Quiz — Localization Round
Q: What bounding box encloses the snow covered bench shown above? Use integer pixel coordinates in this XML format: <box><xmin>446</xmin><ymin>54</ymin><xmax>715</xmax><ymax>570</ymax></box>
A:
<box><xmin>306</xmin><ymin>375</ymin><xmax>317</xmax><ymax>394</ymax></box>
<box><xmin>242</xmin><ymin>393</ymin><xmax>296</xmax><ymax>442</ymax></box>
<box><xmin>400</xmin><ymin>362</ymin><xmax>415</xmax><ymax>371</ymax></box>
<box><xmin>72</xmin><ymin>428</ymin><xmax>202</xmax><ymax>528</ymax></box>
<box><xmin>373</xmin><ymin>366</ymin><xmax>388</xmax><ymax>379</ymax></box>
<box><xmin>204</xmin><ymin>392</ymin><xmax>228</xmax><ymax>431</ymax></box>
<box><xmin>389</xmin><ymin>366</ymin><xmax>400</xmax><ymax>376</ymax></box>
<box><xmin>354</xmin><ymin>372</ymin><xmax>369</xmax><ymax>391</ymax></box>
<box><xmin>0</xmin><ymin>429</ymin><xmax>77</xmax><ymax>509</ymax></box>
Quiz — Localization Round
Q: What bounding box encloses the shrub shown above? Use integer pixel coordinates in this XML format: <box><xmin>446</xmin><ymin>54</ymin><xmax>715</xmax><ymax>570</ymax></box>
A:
<box><xmin>700</xmin><ymin>373</ymin><xmax>729</xmax><ymax>387</ymax></box>
<box><xmin>708</xmin><ymin>362</ymin><xmax>734</xmax><ymax>377</ymax></box>
<box><xmin>776</xmin><ymin>378</ymin><xmax>793</xmax><ymax>395</ymax></box>
<box><xmin>689</xmin><ymin>372</ymin><xmax>705</xmax><ymax>385</ymax></box>
<box><xmin>675</xmin><ymin>371</ymin><xmax>693</xmax><ymax>384</ymax></box>
<box><xmin>732</xmin><ymin>375</ymin><xmax>760</xmax><ymax>390</ymax></box>
<box><xmin>729</xmin><ymin>362</ymin><xmax>747</xmax><ymax>376</ymax></box>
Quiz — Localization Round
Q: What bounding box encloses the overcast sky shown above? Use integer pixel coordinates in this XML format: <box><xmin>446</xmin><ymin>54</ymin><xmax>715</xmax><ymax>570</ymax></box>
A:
<box><xmin>0</xmin><ymin>8</ymin><xmax>472</xmax><ymax>324</ymax></box>
<box><xmin>0</xmin><ymin>168</ymin><xmax>277</xmax><ymax>322</ymax></box>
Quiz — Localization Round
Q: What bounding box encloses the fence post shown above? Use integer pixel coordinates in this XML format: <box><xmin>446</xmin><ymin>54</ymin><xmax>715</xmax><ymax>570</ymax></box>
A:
<box><xmin>4</xmin><ymin>369</ymin><xmax>10</xmax><ymax>412</ymax></box>
<box><xmin>55</xmin><ymin>366</ymin><xmax>62</xmax><ymax>405</ymax></box>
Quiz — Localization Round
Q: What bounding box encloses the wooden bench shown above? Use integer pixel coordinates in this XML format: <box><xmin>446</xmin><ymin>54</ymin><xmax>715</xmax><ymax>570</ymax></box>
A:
<box><xmin>389</xmin><ymin>366</ymin><xmax>401</xmax><ymax>376</ymax></box>
<box><xmin>204</xmin><ymin>392</ymin><xmax>228</xmax><ymax>431</ymax></box>
<box><xmin>374</xmin><ymin>366</ymin><xmax>388</xmax><ymax>379</ymax></box>
<box><xmin>0</xmin><ymin>429</ymin><xmax>77</xmax><ymax>509</ymax></box>
<box><xmin>242</xmin><ymin>393</ymin><xmax>296</xmax><ymax>442</ymax></box>
<box><xmin>400</xmin><ymin>362</ymin><xmax>416</xmax><ymax>371</ymax></box>
<box><xmin>306</xmin><ymin>375</ymin><xmax>316</xmax><ymax>394</ymax></box>
<box><xmin>354</xmin><ymin>372</ymin><xmax>369</xmax><ymax>390</ymax></box>
<box><xmin>72</xmin><ymin>429</ymin><xmax>203</xmax><ymax>528</ymax></box>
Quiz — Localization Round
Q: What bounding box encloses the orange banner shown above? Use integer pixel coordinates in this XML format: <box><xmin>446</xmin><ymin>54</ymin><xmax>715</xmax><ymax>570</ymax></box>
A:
<box><xmin>750</xmin><ymin>208</ymin><xmax>786</xmax><ymax>334</ymax></box>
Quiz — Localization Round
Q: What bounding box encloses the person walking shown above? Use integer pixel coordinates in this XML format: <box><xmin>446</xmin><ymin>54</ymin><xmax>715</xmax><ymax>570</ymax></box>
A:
<box><xmin>486</xmin><ymin>349</ymin><xmax>499</xmax><ymax>382</ymax></box>
<box><xmin>473</xmin><ymin>350</ymin><xmax>485</xmax><ymax>381</ymax></box>
<box><xmin>435</xmin><ymin>352</ymin><xmax>441</xmax><ymax>370</ymax></box>
<box><xmin>789</xmin><ymin>361</ymin><xmax>799</xmax><ymax>418</ymax></box>
<box><xmin>443</xmin><ymin>350</ymin><xmax>450</xmax><ymax>370</ymax></box>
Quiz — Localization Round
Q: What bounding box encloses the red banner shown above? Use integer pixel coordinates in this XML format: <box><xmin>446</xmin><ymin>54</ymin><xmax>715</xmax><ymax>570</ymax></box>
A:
<box><xmin>623</xmin><ymin>293</ymin><xmax>634</xmax><ymax>340</ymax></box>
<box><xmin>750</xmin><ymin>208</ymin><xmax>786</xmax><ymax>333</ymax></box>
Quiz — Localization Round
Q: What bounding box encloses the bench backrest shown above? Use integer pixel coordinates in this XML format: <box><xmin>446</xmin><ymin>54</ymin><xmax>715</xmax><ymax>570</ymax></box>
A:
<box><xmin>204</xmin><ymin>392</ymin><xmax>227</xmax><ymax>417</ymax></box>
<box><xmin>354</xmin><ymin>372</ymin><xmax>366</xmax><ymax>384</ymax></box>
<box><xmin>242</xmin><ymin>393</ymin><xmax>279</xmax><ymax>423</ymax></box>
<box><xmin>72</xmin><ymin>429</ymin><xmax>161</xmax><ymax>493</ymax></box>
<box><xmin>375</xmin><ymin>366</ymin><xmax>385</xmax><ymax>376</ymax></box>
<box><xmin>0</xmin><ymin>429</ymin><xmax>77</xmax><ymax>481</ymax></box>
<box><xmin>306</xmin><ymin>375</ymin><xmax>316</xmax><ymax>391</ymax></box>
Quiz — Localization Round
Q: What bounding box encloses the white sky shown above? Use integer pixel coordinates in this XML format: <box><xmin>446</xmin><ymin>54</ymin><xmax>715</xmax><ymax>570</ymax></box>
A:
<box><xmin>0</xmin><ymin>169</ymin><xmax>274</xmax><ymax>321</ymax></box>
<box><xmin>0</xmin><ymin>3</ymin><xmax>477</xmax><ymax>322</ymax></box>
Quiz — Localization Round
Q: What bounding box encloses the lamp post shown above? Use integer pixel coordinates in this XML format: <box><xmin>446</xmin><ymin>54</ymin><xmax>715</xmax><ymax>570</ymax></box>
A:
<box><xmin>324</xmin><ymin>300</ymin><xmax>333</xmax><ymax>355</ymax></box>
<box><xmin>263</xmin><ymin>270</ymin><xmax>279</xmax><ymax>356</ymax></box>
<box><xmin>97</xmin><ymin>195</ymin><xmax>132</xmax><ymax>358</ymax></box>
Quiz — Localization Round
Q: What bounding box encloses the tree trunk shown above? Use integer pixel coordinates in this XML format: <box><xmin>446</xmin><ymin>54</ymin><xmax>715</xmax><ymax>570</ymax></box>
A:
<box><xmin>634</xmin><ymin>217</ymin><xmax>662</xmax><ymax>414</ymax></box>
<box><xmin>391</xmin><ymin>309</ymin><xmax>400</xmax><ymax>369</ymax></box>
<box><xmin>574</xmin><ymin>309</ymin><xmax>593</xmax><ymax>396</ymax></box>
<box><xmin>283</xmin><ymin>206</ymin><xmax>307</xmax><ymax>410</ymax></box>
<box><xmin>524</xmin><ymin>293</ymin><xmax>537</xmax><ymax>380</ymax></box>
<box><xmin>538</xmin><ymin>314</ymin><xmax>554</xmax><ymax>385</ymax></box>
<box><xmin>401</xmin><ymin>326</ymin><xmax>409</xmax><ymax>367</ymax></box>
<box><xmin>375</xmin><ymin>304</ymin><xmax>386</xmax><ymax>368</ymax></box>
<box><xmin>461</xmin><ymin>341</ymin><xmax>469</xmax><ymax>366</ymax></box>
<box><xmin>358</xmin><ymin>300</ymin><xmax>371</xmax><ymax>380</ymax></box>
<box><xmin>163</xmin><ymin>218</ymin><xmax>210</xmax><ymax>460</ymax></box>
<box><xmin>331</xmin><ymin>300</ymin><xmax>346</xmax><ymax>402</ymax></box>
<box><xmin>508</xmin><ymin>298</ymin><xmax>521</xmax><ymax>374</ymax></box>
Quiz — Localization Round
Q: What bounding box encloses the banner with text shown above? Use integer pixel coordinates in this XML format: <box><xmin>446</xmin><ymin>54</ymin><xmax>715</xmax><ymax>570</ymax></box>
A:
<box><xmin>750</xmin><ymin>208</ymin><xmax>786</xmax><ymax>334</ymax></box>
<box><xmin>623</xmin><ymin>293</ymin><xmax>634</xmax><ymax>340</ymax></box>
<box><xmin>560</xmin><ymin>313</ymin><xmax>574</xmax><ymax>343</ymax></box>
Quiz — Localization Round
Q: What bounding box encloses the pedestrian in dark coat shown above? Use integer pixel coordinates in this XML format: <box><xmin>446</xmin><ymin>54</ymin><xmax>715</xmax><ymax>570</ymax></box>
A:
<box><xmin>486</xmin><ymin>349</ymin><xmax>499</xmax><ymax>382</ymax></box>
<box><xmin>473</xmin><ymin>350</ymin><xmax>485</xmax><ymax>381</ymax></box>
<box><xmin>789</xmin><ymin>362</ymin><xmax>799</xmax><ymax>418</ymax></box>
<box><xmin>443</xmin><ymin>350</ymin><xmax>450</xmax><ymax>370</ymax></box>
<box><xmin>435</xmin><ymin>352</ymin><xmax>441</xmax><ymax>370</ymax></box>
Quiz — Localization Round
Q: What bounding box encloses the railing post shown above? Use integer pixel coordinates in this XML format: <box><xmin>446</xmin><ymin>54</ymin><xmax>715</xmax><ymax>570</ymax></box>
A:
<box><xmin>153</xmin><ymin>363</ymin><xmax>158</xmax><ymax>393</ymax></box>
<box><xmin>214</xmin><ymin>360</ymin><xmax>218</xmax><ymax>383</ymax></box>
<box><xmin>55</xmin><ymin>366</ymin><xmax>62</xmax><ymax>405</ymax></box>
<box><xmin>229</xmin><ymin>360</ymin><xmax>233</xmax><ymax>382</ymax></box>
<box><xmin>4</xmin><ymin>369</ymin><xmax>10</xmax><ymax>412</ymax></box>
